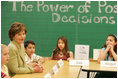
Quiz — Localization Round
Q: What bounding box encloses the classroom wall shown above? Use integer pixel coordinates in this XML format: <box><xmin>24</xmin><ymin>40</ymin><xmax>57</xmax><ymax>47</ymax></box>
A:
<box><xmin>1</xmin><ymin>1</ymin><xmax>117</xmax><ymax>58</ymax></box>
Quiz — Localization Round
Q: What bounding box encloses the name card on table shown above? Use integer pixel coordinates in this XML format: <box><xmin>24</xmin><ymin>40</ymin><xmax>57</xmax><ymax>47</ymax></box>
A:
<box><xmin>100</xmin><ymin>61</ymin><xmax>117</xmax><ymax>67</ymax></box>
<box><xmin>52</xmin><ymin>65</ymin><xmax>58</xmax><ymax>74</ymax></box>
<box><xmin>69</xmin><ymin>60</ymin><xmax>89</xmax><ymax>66</ymax></box>
<box><xmin>75</xmin><ymin>45</ymin><xmax>89</xmax><ymax>60</ymax></box>
<box><xmin>44</xmin><ymin>73</ymin><xmax>51</xmax><ymax>78</ymax></box>
<box><xmin>57</xmin><ymin>59</ymin><xmax>64</xmax><ymax>68</ymax></box>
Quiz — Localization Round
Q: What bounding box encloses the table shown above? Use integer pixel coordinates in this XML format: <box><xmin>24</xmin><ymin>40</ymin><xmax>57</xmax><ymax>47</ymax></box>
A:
<box><xmin>82</xmin><ymin>60</ymin><xmax>117</xmax><ymax>78</ymax></box>
<box><xmin>13</xmin><ymin>60</ymin><xmax>81</xmax><ymax>78</ymax></box>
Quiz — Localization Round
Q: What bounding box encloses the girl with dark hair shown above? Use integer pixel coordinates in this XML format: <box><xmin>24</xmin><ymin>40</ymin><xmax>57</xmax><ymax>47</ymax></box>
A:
<box><xmin>51</xmin><ymin>36</ymin><xmax>73</xmax><ymax>61</ymax></box>
<box><xmin>95</xmin><ymin>34</ymin><xmax>117</xmax><ymax>78</ymax></box>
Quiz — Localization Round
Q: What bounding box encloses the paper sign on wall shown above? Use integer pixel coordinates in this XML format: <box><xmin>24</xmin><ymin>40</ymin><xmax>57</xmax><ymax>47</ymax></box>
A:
<box><xmin>75</xmin><ymin>45</ymin><xmax>89</xmax><ymax>60</ymax></box>
<box><xmin>100</xmin><ymin>61</ymin><xmax>117</xmax><ymax>67</ymax></box>
<box><xmin>93</xmin><ymin>49</ymin><xmax>101</xmax><ymax>60</ymax></box>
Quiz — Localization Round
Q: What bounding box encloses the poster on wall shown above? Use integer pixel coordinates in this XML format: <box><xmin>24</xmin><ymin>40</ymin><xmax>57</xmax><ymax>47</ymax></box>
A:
<box><xmin>75</xmin><ymin>45</ymin><xmax>89</xmax><ymax>60</ymax></box>
<box><xmin>93</xmin><ymin>49</ymin><xmax>101</xmax><ymax>60</ymax></box>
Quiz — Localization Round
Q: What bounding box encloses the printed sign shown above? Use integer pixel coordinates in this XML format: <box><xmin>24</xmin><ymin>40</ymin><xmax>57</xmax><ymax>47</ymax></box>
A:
<box><xmin>75</xmin><ymin>45</ymin><xmax>89</xmax><ymax>60</ymax></box>
<box><xmin>93</xmin><ymin>49</ymin><xmax>101</xmax><ymax>60</ymax></box>
<box><xmin>44</xmin><ymin>73</ymin><xmax>51</xmax><ymax>78</ymax></box>
<box><xmin>100</xmin><ymin>61</ymin><xmax>117</xmax><ymax>67</ymax></box>
<box><xmin>57</xmin><ymin>59</ymin><xmax>64</xmax><ymax>67</ymax></box>
<box><xmin>52</xmin><ymin>65</ymin><xmax>58</xmax><ymax>74</ymax></box>
<box><xmin>69</xmin><ymin>60</ymin><xmax>89</xmax><ymax>66</ymax></box>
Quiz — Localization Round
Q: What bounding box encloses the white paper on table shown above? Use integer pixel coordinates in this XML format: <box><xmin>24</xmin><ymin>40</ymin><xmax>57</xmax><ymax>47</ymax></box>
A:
<box><xmin>100</xmin><ymin>61</ymin><xmax>117</xmax><ymax>67</ymax></box>
<box><xmin>69</xmin><ymin>60</ymin><xmax>89</xmax><ymax>66</ymax></box>
<box><xmin>52</xmin><ymin>65</ymin><xmax>58</xmax><ymax>74</ymax></box>
<box><xmin>44</xmin><ymin>73</ymin><xmax>51</xmax><ymax>78</ymax></box>
<box><xmin>93</xmin><ymin>49</ymin><xmax>101</xmax><ymax>60</ymax></box>
<box><xmin>57</xmin><ymin>59</ymin><xmax>64</xmax><ymax>67</ymax></box>
<box><xmin>75</xmin><ymin>45</ymin><xmax>89</xmax><ymax>60</ymax></box>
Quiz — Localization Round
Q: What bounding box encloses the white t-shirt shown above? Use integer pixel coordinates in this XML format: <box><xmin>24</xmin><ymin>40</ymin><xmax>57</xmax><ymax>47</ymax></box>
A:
<box><xmin>25</xmin><ymin>53</ymin><xmax>42</xmax><ymax>64</ymax></box>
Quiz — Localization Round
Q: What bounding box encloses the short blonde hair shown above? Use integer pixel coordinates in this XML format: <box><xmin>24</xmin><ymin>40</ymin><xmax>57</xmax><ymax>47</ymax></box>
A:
<box><xmin>1</xmin><ymin>44</ymin><xmax>8</xmax><ymax>53</ymax></box>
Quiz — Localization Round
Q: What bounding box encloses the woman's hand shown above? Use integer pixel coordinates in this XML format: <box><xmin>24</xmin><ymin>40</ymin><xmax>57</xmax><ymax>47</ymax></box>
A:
<box><xmin>33</xmin><ymin>64</ymin><xmax>44</xmax><ymax>73</ymax></box>
<box><xmin>28</xmin><ymin>62</ymin><xmax>38</xmax><ymax>67</ymax></box>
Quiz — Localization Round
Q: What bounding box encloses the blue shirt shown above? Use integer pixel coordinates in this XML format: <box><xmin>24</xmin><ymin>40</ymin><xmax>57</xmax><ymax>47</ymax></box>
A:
<box><xmin>102</xmin><ymin>48</ymin><xmax>113</xmax><ymax>61</ymax></box>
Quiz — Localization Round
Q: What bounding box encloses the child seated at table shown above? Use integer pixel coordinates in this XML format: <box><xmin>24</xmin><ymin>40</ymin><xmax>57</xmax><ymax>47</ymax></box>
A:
<box><xmin>1</xmin><ymin>44</ymin><xmax>10</xmax><ymax>78</ymax></box>
<box><xmin>95</xmin><ymin>34</ymin><xmax>117</xmax><ymax>78</ymax></box>
<box><xmin>51</xmin><ymin>36</ymin><xmax>73</xmax><ymax>61</ymax></box>
<box><xmin>24</xmin><ymin>40</ymin><xmax>49</xmax><ymax>67</ymax></box>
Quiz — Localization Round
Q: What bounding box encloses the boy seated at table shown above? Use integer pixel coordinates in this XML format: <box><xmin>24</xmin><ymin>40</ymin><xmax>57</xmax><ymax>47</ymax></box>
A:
<box><xmin>24</xmin><ymin>40</ymin><xmax>49</xmax><ymax>67</ymax></box>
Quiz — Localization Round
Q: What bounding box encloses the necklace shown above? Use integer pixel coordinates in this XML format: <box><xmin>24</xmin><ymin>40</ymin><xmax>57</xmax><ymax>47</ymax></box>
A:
<box><xmin>59</xmin><ymin>53</ymin><xmax>63</xmax><ymax>57</ymax></box>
